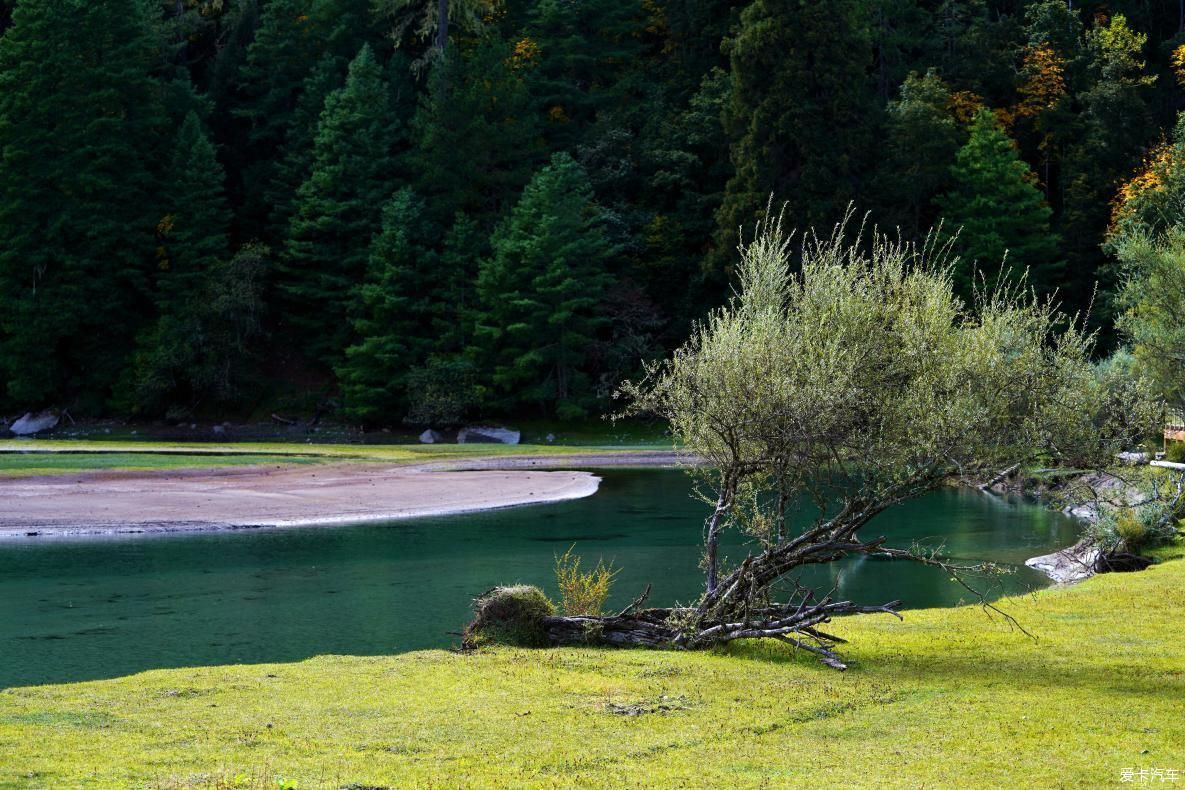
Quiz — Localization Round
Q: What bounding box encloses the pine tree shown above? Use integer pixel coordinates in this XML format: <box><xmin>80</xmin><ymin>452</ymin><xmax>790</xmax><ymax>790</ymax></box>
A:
<box><xmin>879</xmin><ymin>69</ymin><xmax>961</xmax><ymax>237</ymax></box>
<box><xmin>265</xmin><ymin>55</ymin><xmax>348</xmax><ymax>242</ymax></box>
<box><xmin>411</xmin><ymin>37</ymin><xmax>542</xmax><ymax>227</ymax></box>
<box><xmin>436</xmin><ymin>213</ymin><xmax>486</xmax><ymax>353</ymax></box>
<box><xmin>121</xmin><ymin>111</ymin><xmax>235</xmax><ymax>415</ymax></box>
<box><xmin>474</xmin><ymin>153</ymin><xmax>616</xmax><ymax>417</ymax></box>
<box><xmin>157</xmin><ymin>112</ymin><xmax>231</xmax><ymax>313</ymax></box>
<box><xmin>281</xmin><ymin>44</ymin><xmax>401</xmax><ymax>364</ymax></box>
<box><xmin>713</xmin><ymin>0</ymin><xmax>875</xmax><ymax>274</ymax></box>
<box><xmin>525</xmin><ymin>0</ymin><xmax>646</xmax><ymax>150</ymax></box>
<box><xmin>1060</xmin><ymin>13</ymin><xmax>1156</xmax><ymax>318</ymax></box>
<box><xmin>0</xmin><ymin>0</ymin><xmax>166</xmax><ymax>409</ymax></box>
<box><xmin>337</xmin><ymin>189</ymin><xmax>439</xmax><ymax>422</ymax></box>
<box><xmin>374</xmin><ymin>0</ymin><xmax>494</xmax><ymax>73</ymax></box>
<box><xmin>232</xmin><ymin>0</ymin><xmax>373</xmax><ymax>240</ymax></box>
<box><xmin>937</xmin><ymin>108</ymin><xmax>1062</xmax><ymax>296</ymax></box>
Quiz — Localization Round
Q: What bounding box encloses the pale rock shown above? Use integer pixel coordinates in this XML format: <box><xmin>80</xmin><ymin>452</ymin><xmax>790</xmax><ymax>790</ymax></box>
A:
<box><xmin>10</xmin><ymin>411</ymin><xmax>58</xmax><ymax>435</ymax></box>
<box><xmin>457</xmin><ymin>426</ymin><xmax>520</xmax><ymax>445</ymax></box>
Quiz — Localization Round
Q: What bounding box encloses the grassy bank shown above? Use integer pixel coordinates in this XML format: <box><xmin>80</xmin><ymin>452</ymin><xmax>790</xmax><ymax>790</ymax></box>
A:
<box><xmin>0</xmin><ymin>439</ymin><xmax>662</xmax><ymax>478</ymax></box>
<box><xmin>2</xmin><ymin>547</ymin><xmax>1181</xmax><ymax>788</ymax></box>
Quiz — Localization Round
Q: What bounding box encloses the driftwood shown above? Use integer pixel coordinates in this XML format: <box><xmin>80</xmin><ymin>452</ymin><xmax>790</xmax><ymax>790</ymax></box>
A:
<box><xmin>979</xmin><ymin>463</ymin><xmax>1021</xmax><ymax>491</ymax></box>
<box><xmin>534</xmin><ymin>492</ymin><xmax>1033</xmax><ymax>668</ymax></box>
<box><xmin>539</xmin><ymin>582</ymin><xmax>902</xmax><ymax>670</ymax></box>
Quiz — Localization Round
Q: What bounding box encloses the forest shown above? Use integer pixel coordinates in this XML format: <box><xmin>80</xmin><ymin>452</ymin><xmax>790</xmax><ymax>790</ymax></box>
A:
<box><xmin>2</xmin><ymin>0</ymin><xmax>1185</xmax><ymax>426</ymax></box>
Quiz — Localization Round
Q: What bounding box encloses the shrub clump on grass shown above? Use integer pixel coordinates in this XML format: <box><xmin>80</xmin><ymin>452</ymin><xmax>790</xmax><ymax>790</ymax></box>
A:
<box><xmin>554</xmin><ymin>546</ymin><xmax>619</xmax><ymax>616</ymax></box>
<box><xmin>464</xmin><ymin>585</ymin><xmax>555</xmax><ymax>648</ymax></box>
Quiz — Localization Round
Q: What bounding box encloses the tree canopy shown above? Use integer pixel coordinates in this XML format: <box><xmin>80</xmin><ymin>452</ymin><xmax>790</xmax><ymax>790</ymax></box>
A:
<box><xmin>1</xmin><ymin>0</ymin><xmax>1184</xmax><ymax>423</ymax></box>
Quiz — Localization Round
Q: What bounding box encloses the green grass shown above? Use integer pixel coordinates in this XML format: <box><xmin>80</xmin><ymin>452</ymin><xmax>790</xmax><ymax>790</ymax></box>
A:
<box><xmin>0</xmin><ymin>439</ymin><xmax>662</xmax><ymax>477</ymax></box>
<box><xmin>2</xmin><ymin>547</ymin><xmax>1182</xmax><ymax>788</ymax></box>
<box><xmin>0</xmin><ymin>452</ymin><xmax>328</xmax><ymax>477</ymax></box>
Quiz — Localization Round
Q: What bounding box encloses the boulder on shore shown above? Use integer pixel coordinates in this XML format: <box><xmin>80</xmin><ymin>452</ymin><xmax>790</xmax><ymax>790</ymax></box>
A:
<box><xmin>1025</xmin><ymin>540</ymin><xmax>1101</xmax><ymax>584</ymax></box>
<box><xmin>419</xmin><ymin>429</ymin><xmax>444</xmax><ymax>444</ymax></box>
<box><xmin>10</xmin><ymin>410</ymin><xmax>59</xmax><ymax>436</ymax></box>
<box><xmin>457</xmin><ymin>426</ymin><xmax>520</xmax><ymax>445</ymax></box>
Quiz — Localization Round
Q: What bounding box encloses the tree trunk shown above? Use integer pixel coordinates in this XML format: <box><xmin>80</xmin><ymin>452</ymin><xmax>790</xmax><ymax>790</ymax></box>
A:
<box><xmin>436</xmin><ymin>0</ymin><xmax>449</xmax><ymax>52</ymax></box>
<box><xmin>704</xmin><ymin>477</ymin><xmax>736</xmax><ymax>594</ymax></box>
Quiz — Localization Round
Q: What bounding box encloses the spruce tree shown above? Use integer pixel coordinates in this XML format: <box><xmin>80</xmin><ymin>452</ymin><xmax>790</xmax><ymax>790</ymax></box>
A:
<box><xmin>474</xmin><ymin>153</ymin><xmax>616</xmax><ymax>417</ymax></box>
<box><xmin>281</xmin><ymin>44</ymin><xmax>401</xmax><ymax>364</ymax></box>
<box><xmin>436</xmin><ymin>214</ymin><xmax>486</xmax><ymax>352</ymax></box>
<box><xmin>937</xmin><ymin>108</ymin><xmax>1062</xmax><ymax>296</ymax></box>
<box><xmin>337</xmin><ymin>189</ymin><xmax>439</xmax><ymax>422</ymax></box>
<box><xmin>525</xmin><ymin>0</ymin><xmax>646</xmax><ymax>150</ymax></box>
<box><xmin>0</xmin><ymin>0</ymin><xmax>166</xmax><ymax>409</ymax></box>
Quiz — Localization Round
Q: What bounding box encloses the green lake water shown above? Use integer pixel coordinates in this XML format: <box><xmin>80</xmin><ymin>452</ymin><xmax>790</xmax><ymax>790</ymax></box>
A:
<box><xmin>0</xmin><ymin>469</ymin><xmax>1079</xmax><ymax>688</ymax></box>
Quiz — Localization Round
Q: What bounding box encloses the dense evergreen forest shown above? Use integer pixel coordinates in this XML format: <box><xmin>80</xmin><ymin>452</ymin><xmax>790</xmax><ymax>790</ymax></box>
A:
<box><xmin>2</xmin><ymin>0</ymin><xmax>1185</xmax><ymax>426</ymax></box>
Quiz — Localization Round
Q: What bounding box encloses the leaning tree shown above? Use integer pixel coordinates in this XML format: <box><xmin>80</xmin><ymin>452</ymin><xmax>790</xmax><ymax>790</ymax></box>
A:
<box><xmin>476</xmin><ymin>209</ymin><xmax>1154</xmax><ymax>668</ymax></box>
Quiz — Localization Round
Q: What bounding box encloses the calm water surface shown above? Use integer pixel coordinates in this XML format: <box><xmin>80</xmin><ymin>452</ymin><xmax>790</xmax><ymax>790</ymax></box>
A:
<box><xmin>0</xmin><ymin>469</ymin><xmax>1079</xmax><ymax>687</ymax></box>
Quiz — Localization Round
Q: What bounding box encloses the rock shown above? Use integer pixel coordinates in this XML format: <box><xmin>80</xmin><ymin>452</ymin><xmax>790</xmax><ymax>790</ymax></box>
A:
<box><xmin>1025</xmin><ymin>540</ymin><xmax>1102</xmax><ymax>585</ymax></box>
<box><xmin>419</xmin><ymin>429</ymin><xmax>444</xmax><ymax>444</ymax></box>
<box><xmin>10</xmin><ymin>410</ymin><xmax>59</xmax><ymax>436</ymax></box>
<box><xmin>1063</xmin><ymin>502</ymin><xmax>1098</xmax><ymax>522</ymax></box>
<box><xmin>212</xmin><ymin>425</ymin><xmax>226</xmax><ymax>435</ymax></box>
<box><xmin>457</xmin><ymin>425</ymin><xmax>520</xmax><ymax>445</ymax></box>
<box><xmin>545</xmin><ymin>433</ymin><xmax>556</xmax><ymax>443</ymax></box>
<box><xmin>1116</xmin><ymin>451</ymin><xmax>1150</xmax><ymax>465</ymax></box>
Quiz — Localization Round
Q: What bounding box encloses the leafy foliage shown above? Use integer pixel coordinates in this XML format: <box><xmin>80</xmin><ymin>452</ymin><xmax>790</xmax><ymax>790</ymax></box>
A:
<box><xmin>622</xmin><ymin>208</ymin><xmax>1154</xmax><ymax>594</ymax></box>
<box><xmin>1115</xmin><ymin>226</ymin><xmax>1185</xmax><ymax>410</ymax></box>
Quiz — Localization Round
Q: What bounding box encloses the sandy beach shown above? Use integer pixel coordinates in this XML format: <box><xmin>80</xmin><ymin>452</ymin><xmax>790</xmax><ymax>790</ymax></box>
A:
<box><xmin>0</xmin><ymin>451</ymin><xmax>680</xmax><ymax>537</ymax></box>
<box><xmin>0</xmin><ymin>464</ymin><xmax>600</xmax><ymax>536</ymax></box>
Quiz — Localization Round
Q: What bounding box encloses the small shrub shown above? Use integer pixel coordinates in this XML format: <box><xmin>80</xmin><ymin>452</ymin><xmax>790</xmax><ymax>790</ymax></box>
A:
<box><xmin>464</xmin><ymin>585</ymin><xmax>555</xmax><ymax>647</ymax></box>
<box><xmin>1089</xmin><ymin>502</ymin><xmax>1179</xmax><ymax>553</ymax></box>
<box><xmin>554</xmin><ymin>546</ymin><xmax>619</xmax><ymax>616</ymax></box>
<box><xmin>1166</xmin><ymin>442</ymin><xmax>1185</xmax><ymax>463</ymax></box>
<box><xmin>1114</xmin><ymin>509</ymin><xmax>1149</xmax><ymax>547</ymax></box>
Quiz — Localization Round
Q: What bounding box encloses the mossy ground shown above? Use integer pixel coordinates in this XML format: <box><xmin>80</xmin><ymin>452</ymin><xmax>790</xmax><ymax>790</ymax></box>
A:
<box><xmin>2</xmin><ymin>547</ymin><xmax>1182</xmax><ymax>788</ymax></box>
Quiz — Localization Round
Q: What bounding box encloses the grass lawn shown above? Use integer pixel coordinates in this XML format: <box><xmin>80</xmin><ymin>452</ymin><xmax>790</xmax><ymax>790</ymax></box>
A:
<box><xmin>2</xmin><ymin>547</ymin><xmax>1181</xmax><ymax>788</ymax></box>
<box><xmin>0</xmin><ymin>440</ymin><xmax>658</xmax><ymax>477</ymax></box>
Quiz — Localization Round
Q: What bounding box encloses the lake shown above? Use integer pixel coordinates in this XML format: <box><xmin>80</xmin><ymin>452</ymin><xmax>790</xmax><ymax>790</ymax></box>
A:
<box><xmin>0</xmin><ymin>468</ymin><xmax>1079</xmax><ymax>688</ymax></box>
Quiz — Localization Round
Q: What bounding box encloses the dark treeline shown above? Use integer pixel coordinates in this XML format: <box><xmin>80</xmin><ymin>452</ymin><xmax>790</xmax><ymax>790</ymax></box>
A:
<box><xmin>1</xmin><ymin>0</ymin><xmax>1183</xmax><ymax>425</ymax></box>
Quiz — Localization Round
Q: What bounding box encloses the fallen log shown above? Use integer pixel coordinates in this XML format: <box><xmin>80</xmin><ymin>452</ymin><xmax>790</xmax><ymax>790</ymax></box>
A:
<box><xmin>979</xmin><ymin>463</ymin><xmax>1021</xmax><ymax>491</ymax></box>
